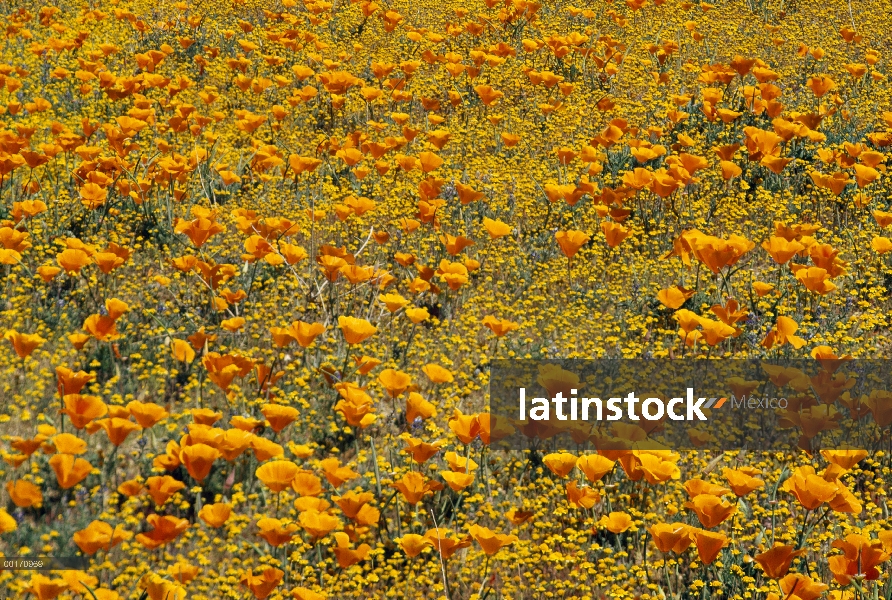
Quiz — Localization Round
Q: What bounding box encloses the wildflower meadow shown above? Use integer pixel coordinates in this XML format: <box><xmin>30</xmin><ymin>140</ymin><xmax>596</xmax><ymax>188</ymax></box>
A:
<box><xmin>0</xmin><ymin>0</ymin><xmax>891</xmax><ymax>598</ymax></box>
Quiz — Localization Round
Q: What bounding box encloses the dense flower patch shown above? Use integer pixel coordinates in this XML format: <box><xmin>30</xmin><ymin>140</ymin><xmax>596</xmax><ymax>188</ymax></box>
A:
<box><xmin>0</xmin><ymin>0</ymin><xmax>891</xmax><ymax>598</ymax></box>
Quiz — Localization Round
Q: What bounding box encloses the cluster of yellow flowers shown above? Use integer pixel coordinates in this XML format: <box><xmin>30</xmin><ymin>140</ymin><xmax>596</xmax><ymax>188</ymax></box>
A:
<box><xmin>0</xmin><ymin>0</ymin><xmax>891</xmax><ymax>598</ymax></box>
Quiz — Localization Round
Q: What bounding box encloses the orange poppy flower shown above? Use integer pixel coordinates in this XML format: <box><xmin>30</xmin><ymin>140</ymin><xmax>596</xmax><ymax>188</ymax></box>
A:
<box><xmin>95</xmin><ymin>417</ymin><xmax>141</xmax><ymax>446</ymax></box>
<box><xmin>145</xmin><ymin>476</ymin><xmax>186</xmax><ymax>506</ymax></box>
<box><xmin>256</xmin><ymin>517</ymin><xmax>299</xmax><ymax>547</ymax></box>
<box><xmin>4</xmin><ymin>330</ymin><xmax>45</xmax><ymax>358</ymax></box>
<box><xmin>781</xmin><ymin>465</ymin><xmax>839</xmax><ymax>509</ymax></box>
<box><xmin>141</xmin><ymin>574</ymin><xmax>186</xmax><ymax>600</ymax></box>
<box><xmin>778</xmin><ymin>574</ymin><xmax>828</xmax><ymax>600</ymax></box>
<box><xmin>378</xmin><ymin>368</ymin><xmax>412</xmax><ymax>397</ymax></box>
<box><xmin>424</xmin><ymin>528</ymin><xmax>472</xmax><ymax>559</ymax></box>
<box><xmin>393</xmin><ymin>471</ymin><xmax>435</xmax><ymax>505</ymax></box>
<box><xmin>397</xmin><ymin>533</ymin><xmax>433</xmax><ymax>557</ymax></box>
<box><xmin>693</xmin><ymin>529</ymin><xmax>728</xmax><ymax>564</ymax></box>
<box><xmin>332</xmin><ymin>531</ymin><xmax>371</xmax><ymax>568</ymax></box>
<box><xmin>828</xmin><ymin>533</ymin><xmax>890</xmax><ymax>584</ymax></box>
<box><xmin>52</xmin><ymin>433</ymin><xmax>87</xmax><ymax>455</ymax></box>
<box><xmin>599</xmin><ymin>512</ymin><xmax>633</xmax><ymax>533</ymax></box>
<box><xmin>240</xmin><ymin>566</ymin><xmax>283</xmax><ymax>600</ymax></box>
<box><xmin>481</xmin><ymin>315</ymin><xmax>519</xmax><ymax>337</ymax></box>
<box><xmin>62</xmin><ymin>394</ymin><xmax>108</xmax><ymax>429</ymax></box>
<box><xmin>754</xmin><ymin>543</ymin><xmax>806</xmax><ymax>579</ymax></box>
<box><xmin>722</xmin><ymin>467</ymin><xmax>765</xmax><ymax>496</ymax></box>
<box><xmin>337</xmin><ymin>316</ymin><xmax>377</xmax><ymax>344</ymax></box>
<box><xmin>199</xmin><ymin>503</ymin><xmax>232</xmax><ymax>528</ymax></box>
<box><xmin>543</xmin><ymin>452</ymin><xmax>577</xmax><ymax>478</ymax></box>
<box><xmin>26</xmin><ymin>575</ymin><xmax>71</xmax><ymax>600</ymax></box>
<box><xmin>298</xmin><ymin>509</ymin><xmax>341</xmax><ymax>540</ymax></box>
<box><xmin>685</xmin><ymin>494</ymin><xmax>736</xmax><ymax>528</ymax></box>
<box><xmin>73</xmin><ymin>520</ymin><xmax>130</xmax><ymax>555</ymax></box>
<box><xmin>575</xmin><ymin>454</ymin><xmax>615</xmax><ymax>483</ymax></box>
<box><xmin>260</xmin><ymin>404</ymin><xmax>299</xmax><ymax>433</ymax></box>
<box><xmin>180</xmin><ymin>443</ymin><xmax>220</xmax><ymax>482</ymax></box>
<box><xmin>555</xmin><ymin>230</ymin><xmax>590</xmax><ymax>260</ymax></box>
<box><xmin>468</xmin><ymin>524</ymin><xmax>518</xmax><ymax>556</ymax></box>
<box><xmin>136</xmin><ymin>514</ymin><xmax>190</xmax><ymax>549</ymax></box>
<box><xmin>402</xmin><ymin>393</ymin><xmax>435</xmax><ymax>425</ymax></box>
<box><xmin>448</xmin><ymin>409</ymin><xmax>481</xmax><ymax>444</ymax></box>
<box><xmin>7</xmin><ymin>479</ymin><xmax>42</xmax><ymax>507</ymax></box>
<box><xmin>601</xmin><ymin>221</ymin><xmax>630</xmax><ymax>248</ymax></box>
<box><xmin>126</xmin><ymin>401</ymin><xmax>169</xmax><ymax>428</ymax></box>
<box><xmin>49</xmin><ymin>454</ymin><xmax>92</xmax><ymax>489</ymax></box>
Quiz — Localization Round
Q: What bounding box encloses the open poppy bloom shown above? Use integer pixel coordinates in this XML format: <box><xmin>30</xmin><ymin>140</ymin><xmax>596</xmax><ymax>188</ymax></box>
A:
<box><xmin>828</xmin><ymin>533</ymin><xmax>890</xmax><ymax>584</ymax></box>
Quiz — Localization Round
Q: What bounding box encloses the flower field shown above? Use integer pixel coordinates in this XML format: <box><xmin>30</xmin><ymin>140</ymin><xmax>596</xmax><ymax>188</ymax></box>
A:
<box><xmin>1</xmin><ymin>0</ymin><xmax>892</xmax><ymax>598</ymax></box>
